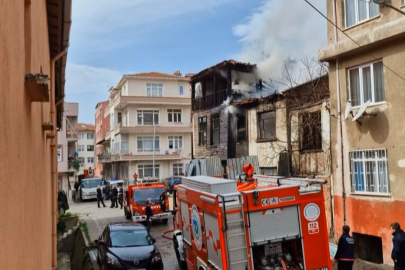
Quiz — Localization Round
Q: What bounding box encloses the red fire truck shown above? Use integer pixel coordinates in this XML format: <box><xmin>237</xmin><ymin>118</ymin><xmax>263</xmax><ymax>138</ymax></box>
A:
<box><xmin>123</xmin><ymin>180</ymin><xmax>170</xmax><ymax>223</ymax></box>
<box><xmin>172</xmin><ymin>167</ymin><xmax>331</xmax><ymax>270</ymax></box>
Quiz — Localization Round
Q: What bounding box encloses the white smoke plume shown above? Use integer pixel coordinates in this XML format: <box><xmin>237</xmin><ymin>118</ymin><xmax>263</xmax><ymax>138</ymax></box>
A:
<box><xmin>233</xmin><ymin>0</ymin><xmax>327</xmax><ymax>91</ymax></box>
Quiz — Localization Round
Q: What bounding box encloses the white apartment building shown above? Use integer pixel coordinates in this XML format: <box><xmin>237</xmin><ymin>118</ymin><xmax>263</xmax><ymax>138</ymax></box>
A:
<box><xmin>77</xmin><ymin>123</ymin><xmax>96</xmax><ymax>175</ymax></box>
<box><xmin>100</xmin><ymin>71</ymin><xmax>192</xmax><ymax>181</ymax></box>
<box><xmin>57</xmin><ymin>102</ymin><xmax>79</xmax><ymax>195</ymax></box>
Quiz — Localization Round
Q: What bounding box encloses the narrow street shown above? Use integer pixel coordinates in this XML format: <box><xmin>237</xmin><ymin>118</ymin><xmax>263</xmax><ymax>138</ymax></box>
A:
<box><xmin>69</xmin><ymin>198</ymin><xmax>180</xmax><ymax>270</ymax></box>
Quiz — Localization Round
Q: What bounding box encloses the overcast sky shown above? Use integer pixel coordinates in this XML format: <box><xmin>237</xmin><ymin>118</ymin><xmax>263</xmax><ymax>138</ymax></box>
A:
<box><xmin>65</xmin><ymin>0</ymin><xmax>326</xmax><ymax>123</ymax></box>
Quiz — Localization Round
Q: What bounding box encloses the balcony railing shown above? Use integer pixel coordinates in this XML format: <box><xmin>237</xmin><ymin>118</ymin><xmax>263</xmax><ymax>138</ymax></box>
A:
<box><xmin>118</xmin><ymin>122</ymin><xmax>191</xmax><ymax>128</ymax></box>
<box><xmin>66</xmin><ymin>128</ymin><xmax>78</xmax><ymax>140</ymax></box>
<box><xmin>192</xmin><ymin>89</ymin><xmax>228</xmax><ymax>111</ymax></box>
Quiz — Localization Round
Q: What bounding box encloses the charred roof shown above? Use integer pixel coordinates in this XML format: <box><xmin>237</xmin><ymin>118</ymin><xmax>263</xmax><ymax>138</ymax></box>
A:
<box><xmin>191</xmin><ymin>60</ymin><xmax>256</xmax><ymax>81</ymax></box>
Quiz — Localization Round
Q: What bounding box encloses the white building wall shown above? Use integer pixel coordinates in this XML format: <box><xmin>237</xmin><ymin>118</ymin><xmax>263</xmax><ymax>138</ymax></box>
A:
<box><xmin>77</xmin><ymin>131</ymin><xmax>95</xmax><ymax>174</ymax></box>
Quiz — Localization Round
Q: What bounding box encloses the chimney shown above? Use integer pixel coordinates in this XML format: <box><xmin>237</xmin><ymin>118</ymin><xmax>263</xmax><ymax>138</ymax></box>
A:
<box><xmin>173</xmin><ymin>70</ymin><xmax>182</xmax><ymax>76</ymax></box>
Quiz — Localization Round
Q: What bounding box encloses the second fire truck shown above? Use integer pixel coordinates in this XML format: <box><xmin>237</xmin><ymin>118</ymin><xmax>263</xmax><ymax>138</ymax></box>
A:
<box><xmin>172</xmin><ymin>165</ymin><xmax>331</xmax><ymax>270</ymax></box>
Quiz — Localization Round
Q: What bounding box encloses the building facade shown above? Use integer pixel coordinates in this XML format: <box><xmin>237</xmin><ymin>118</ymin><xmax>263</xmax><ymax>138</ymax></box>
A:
<box><xmin>95</xmin><ymin>101</ymin><xmax>110</xmax><ymax>177</ymax></box>
<box><xmin>0</xmin><ymin>0</ymin><xmax>71</xmax><ymax>268</ymax></box>
<box><xmin>57</xmin><ymin>102</ymin><xmax>79</xmax><ymax>195</ymax></box>
<box><xmin>100</xmin><ymin>72</ymin><xmax>192</xmax><ymax>181</ymax></box>
<box><xmin>77</xmin><ymin>123</ymin><xmax>96</xmax><ymax>175</ymax></box>
<box><xmin>191</xmin><ymin>60</ymin><xmax>261</xmax><ymax>168</ymax></box>
<box><xmin>319</xmin><ymin>0</ymin><xmax>405</xmax><ymax>263</ymax></box>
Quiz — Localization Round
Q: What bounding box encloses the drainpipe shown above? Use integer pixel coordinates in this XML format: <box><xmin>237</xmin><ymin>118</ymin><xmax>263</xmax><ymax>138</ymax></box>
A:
<box><xmin>332</xmin><ymin>0</ymin><xmax>347</xmax><ymax>228</ymax></box>
<box><xmin>50</xmin><ymin>48</ymin><xmax>68</xmax><ymax>270</ymax></box>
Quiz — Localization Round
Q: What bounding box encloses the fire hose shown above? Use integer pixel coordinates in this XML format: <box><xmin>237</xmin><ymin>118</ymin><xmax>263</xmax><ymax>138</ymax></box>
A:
<box><xmin>161</xmin><ymin>229</ymin><xmax>175</xmax><ymax>240</ymax></box>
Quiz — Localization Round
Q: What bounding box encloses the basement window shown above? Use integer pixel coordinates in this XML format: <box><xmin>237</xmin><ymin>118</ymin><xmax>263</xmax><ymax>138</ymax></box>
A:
<box><xmin>352</xmin><ymin>232</ymin><xmax>383</xmax><ymax>264</ymax></box>
<box><xmin>211</xmin><ymin>114</ymin><xmax>220</xmax><ymax>146</ymax></box>
<box><xmin>300</xmin><ymin>111</ymin><xmax>322</xmax><ymax>151</ymax></box>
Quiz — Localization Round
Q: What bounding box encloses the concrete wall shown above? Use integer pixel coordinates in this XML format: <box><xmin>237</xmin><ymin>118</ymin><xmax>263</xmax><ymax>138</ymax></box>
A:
<box><xmin>0</xmin><ymin>1</ymin><xmax>54</xmax><ymax>268</ymax></box>
<box><xmin>325</xmin><ymin>1</ymin><xmax>405</xmax><ymax>263</ymax></box>
<box><xmin>126</xmin><ymin>78</ymin><xmax>190</xmax><ymax>98</ymax></box>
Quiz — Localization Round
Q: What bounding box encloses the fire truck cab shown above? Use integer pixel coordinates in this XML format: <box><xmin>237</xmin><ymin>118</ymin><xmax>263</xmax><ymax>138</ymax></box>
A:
<box><xmin>123</xmin><ymin>180</ymin><xmax>170</xmax><ymax>223</ymax></box>
<box><xmin>172</xmin><ymin>174</ymin><xmax>331</xmax><ymax>270</ymax></box>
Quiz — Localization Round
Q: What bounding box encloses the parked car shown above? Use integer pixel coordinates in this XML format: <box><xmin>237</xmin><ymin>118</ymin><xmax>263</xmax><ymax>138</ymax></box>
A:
<box><xmin>58</xmin><ymin>189</ymin><xmax>69</xmax><ymax>214</ymax></box>
<box><xmin>95</xmin><ymin>222</ymin><xmax>163</xmax><ymax>270</ymax></box>
<box><xmin>165</xmin><ymin>177</ymin><xmax>182</xmax><ymax>194</ymax></box>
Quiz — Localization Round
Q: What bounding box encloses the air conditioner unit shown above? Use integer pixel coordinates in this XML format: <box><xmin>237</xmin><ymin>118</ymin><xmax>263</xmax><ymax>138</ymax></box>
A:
<box><xmin>372</xmin><ymin>0</ymin><xmax>390</xmax><ymax>4</ymax></box>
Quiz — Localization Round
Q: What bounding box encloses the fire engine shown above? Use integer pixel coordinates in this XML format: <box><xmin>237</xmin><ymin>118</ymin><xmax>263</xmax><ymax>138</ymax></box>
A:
<box><xmin>123</xmin><ymin>179</ymin><xmax>170</xmax><ymax>223</ymax></box>
<box><xmin>172</xmin><ymin>165</ymin><xmax>331</xmax><ymax>270</ymax></box>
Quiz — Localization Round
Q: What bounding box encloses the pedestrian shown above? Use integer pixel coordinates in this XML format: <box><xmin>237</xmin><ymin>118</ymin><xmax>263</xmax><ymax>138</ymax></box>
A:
<box><xmin>391</xmin><ymin>222</ymin><xmax>405</xmax><ymax>270</ymax></box>
<box><xmin>74</xmin><ymin>181</ymin><xmax>79</xmax><ymax>200</ymax></box>
<box><xmin>104</xmin><ymin>183</ymin><xmax>110</xmax><ymax>201</ymax></box>
<box><xmin>146</xmin><ymin>199</ymin><xmax>153</xmax><ymax>236</ymax></box>
<box><xmin>118</xmin><ymin>184</ymin><xmax>123</xmax><ymax>209</ymax></box>
<box><xmin>110</xmin><ymin>185</ymin><xmax>118</xmax><ymax>208</ymax></box>
<box><xmin>333</xmin><ymin>225</ymin><xmax>354</xmax><ymax>270</ymax></box>
<box><xmin>97</xmin><ymin>185</ymin><xmax>106</xmax><ymax>208</ymax></box>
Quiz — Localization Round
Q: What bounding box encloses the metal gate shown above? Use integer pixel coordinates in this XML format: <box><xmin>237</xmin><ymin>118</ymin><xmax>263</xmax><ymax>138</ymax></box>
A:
<box><xmin>227</xmin><ymin>156</ymin><xmax>260</xmax><ymax>180</ymax></box>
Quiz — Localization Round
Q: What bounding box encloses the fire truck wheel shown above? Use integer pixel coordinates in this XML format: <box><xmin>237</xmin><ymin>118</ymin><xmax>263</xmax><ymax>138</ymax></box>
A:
<box><xmin>162</xmin><ymin>218</ymin><xmax>168</xmax><ymax>224</ymax></box>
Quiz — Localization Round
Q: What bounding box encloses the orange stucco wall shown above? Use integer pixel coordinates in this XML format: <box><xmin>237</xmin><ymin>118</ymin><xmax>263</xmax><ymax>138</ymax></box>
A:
<box><xmin>333</xmin><ymin>195</ymin><xmax>402</xmax><ymax>263</ymax></box>
<box><xmin>0</xmin><ymin>1</ymin><xmax>54</xmax><ymax>269</ymax></box>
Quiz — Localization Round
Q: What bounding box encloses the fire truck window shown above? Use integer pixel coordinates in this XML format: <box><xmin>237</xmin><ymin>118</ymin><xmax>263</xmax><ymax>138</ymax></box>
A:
<box><xmin>133</xmin><ymin>187</ymin><xmax>165</xmax><ymax>204</ymax></box>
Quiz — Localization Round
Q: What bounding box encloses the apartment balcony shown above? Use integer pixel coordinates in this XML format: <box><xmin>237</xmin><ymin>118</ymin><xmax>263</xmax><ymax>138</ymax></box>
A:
<box><xmin>99</xmin><ymin>149</ymin><xmax>181</xmax><ymax>163</ymax></box>
<box><xmin>192</xmin><ymin>89</ymin><xmax>227</xmax><ymax>111</ymax></box>
<box><xmin>66</xmin><ymin>127</ymin><xmax>78</xmax><ymax>141</ymax></box>
<box><xmin>105</xmin><ymin>130</ymin><xmax>111</xmax><ymax>140</ymax></box>
<box><xmin>116</xmin><ymin>122</ymin><xmax>192</xmax><ymax>134</ymax></box>
<box><xmin>113</xmin><ymin>95</ymin><xmax>191</xmax><ymax>109</ymax></box>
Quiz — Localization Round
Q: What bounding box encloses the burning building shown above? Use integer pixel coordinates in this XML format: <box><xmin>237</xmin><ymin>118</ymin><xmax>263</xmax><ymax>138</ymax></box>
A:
<box><xmin>191</xmin><ymin>60</ymin><xmax>263</xmax><ymax>166</ymax></box>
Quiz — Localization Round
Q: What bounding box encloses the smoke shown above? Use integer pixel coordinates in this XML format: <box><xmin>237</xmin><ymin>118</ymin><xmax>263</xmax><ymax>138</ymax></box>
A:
<box><xmin>233</xmin><ymin>0</ymin><xmax>327</xmax><ymax>90</ymax></box>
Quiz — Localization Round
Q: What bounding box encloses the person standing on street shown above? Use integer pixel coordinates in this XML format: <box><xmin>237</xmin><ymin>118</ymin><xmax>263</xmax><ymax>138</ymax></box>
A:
<box><xmin>146</xmin><ymin>199</ymin><xmax>153</xmax><ymax>236</ymax></box>
<box><xmin>118</xmin><ymin>184</ymin><xmax>124</xmax><ymax>209</ymax></box>
<box><xmin>96</xmin><ymin>185</ymin><xmax>106</xmax><ymax>208</ymax></box>
<box><xmin>104</xmin><ymin>183</ymin><xmax>110</xmax><ymax>201</ymax></box>
<box><xmin>391</xmin><ymin>222</ymin><xmax>405</xmax><ymax>270</ymax></box>
<box><xmin>74</xmin><ymin>181</ymin><xmax>79</xmax><ymax>200</ymax></box>
<box><xmin>110</xmin><ymin>185</ymin><xmax>118</xmax><ymax>208</ymax></box>
<box><xmin>334</xmin><ymin>225</ymin><xmax>354</xmax><ymax>270</ymax></box>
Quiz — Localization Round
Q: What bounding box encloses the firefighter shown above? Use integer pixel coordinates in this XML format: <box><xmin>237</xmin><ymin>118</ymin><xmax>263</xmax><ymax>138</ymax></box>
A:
<box><xmin>391</xmin><ymin>222</ymin><xmax>405</xmax><ymax>270</ymax></box>
<box><xmin>334</xmin><ymin>225</ymin><xmax>354</xmax><ymax>270</ymax></box>
<box><xmin>146</xmin><ymin>199</ymin><xmax>153</xmax><ymax>236</ymax></box>
<box><xmin>118</xmin><ymin>184</ymin><xmax>124</xmax><ymax>209</ymax></box>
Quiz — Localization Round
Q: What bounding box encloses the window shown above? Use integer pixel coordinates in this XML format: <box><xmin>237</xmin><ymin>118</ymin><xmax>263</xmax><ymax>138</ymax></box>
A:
<box><xmin>137</xmin><ymin>136</ymin><xmax>160</xmax><ymax>152</ymax></box>
<box><xmin>87</xmin><ymin>145</ymin><xmax>94</xmax><ymax>151</ymax></box>
<box><xmin>146</xmin><ymin>83</ymin><xmax>163</xmax><ymax>97</ymax></box>
<box><xmin>257</xmin><ymin>111</ymin><xmax>276</xmax><ymax>141</ymax></box>
<box><xmin>79</xmin><ymin>133</ymin><xmax>85</xmax><ymax>139</ymax></box>
<box><xmin>301</xmin><ymin>112</ymin><xmax>322</xmax><ymax>151</ymax></box>
<box><xmin>78</xmin><ymin>145</ymin><xmax>84</xmax><ymax>152</ymax></box>
<box><xmin>350</xmin><ymin>149</ymin><xmax>389</xmax><ymax>194</ymax></box>
<box><xmin>349</xmin><ymin>61</ymin><xmax>385</xmax><ymax>107</ymax></box>
<box><xmin>138</xmin><ymin>164</ymin><xmax>160</xmax><ymax>179</ymax></box>
<box><xmin>78</xmin><ymin>157</ymin><xmax>85</xmax><ymax>167</ymax></box>
<box><xmin>87</xmin><ymin>157</ymin><xmax>94</xmax><ymax>163</ymax></box>
<box><xmin>237</xmin><ymin>115</ymin><xmax>246</xmax><ymax>142</ymax></box>
<box><xmin>345</xmin><ymin>0</ymin><xmax>379</xmax><ymax>28</ymax></box>
<box><xmin>173</xmin><ymin>164</ymin><xmax>183</xmax><ymax>176</ymax></box>
<box><xmin>168</xmin><ymin>109</ymin><xmax>182</xmax><ymax>123</ymax></box>
<box><xmin>211</xmin><ymin>114</ymin><xmax>220</xmax><ymax>146</ymax></box>
<box><xmin>137</xmin><ymin>110</ymin><xmax>159</xmax><ymax>125</ymax></box>
<box><xmin>179</xmin><ymin>85</ymin><xmax>184</xmax><ymax>96</ymax></box>
<box><xmin>57</xmin><ymin>146</ymin><xmax>62</xmax><ymax>162</ymax></box>
<box><xmin>195</xmin><ymin>82</ymin><xmax>202</xmax><ymax>98</ymax></box>
<box><xmin>118</xmin><ymin>112</ymin><xmax>122</xmax><ymax>124</ymax></box>
<box><xmin>198</xmin><ymin>116</ymin><xmax>207</xmax><ymax>146</ymax></box>
<box><xmin>87</xmin><ymin>133</ymin><xmax>94</xmax><ymax>140</ymax></box>
<box><xmin>168</xmin><ymin>136</ymin><xmax>183</xmax><ymax>149</ymax></box>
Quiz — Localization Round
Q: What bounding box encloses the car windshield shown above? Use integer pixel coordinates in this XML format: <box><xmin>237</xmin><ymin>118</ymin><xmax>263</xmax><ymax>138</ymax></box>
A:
<box><xmin>82</xmin><ymin>179</ymin><xmax>102</xmax><ymax>188</ymax></box>
<box><xmin>134</xmin><ymin>187</ymin><xmax>165</xmax><ymax>204</ymax></box>
<box><xmin>110</xmin><ymin>182</ymin><xmax>123</xmax><ymax>188</ymax></box>
<box><xmin>110</xmin><ymin>230</ymin><xmax>153</xmax><ymax>248</ymax></box>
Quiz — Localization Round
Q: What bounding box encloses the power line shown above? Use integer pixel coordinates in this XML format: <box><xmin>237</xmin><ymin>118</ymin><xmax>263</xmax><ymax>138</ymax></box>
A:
<box><xmin>304</xmin><ymin>0</ymin><xmax>405</xmax><ymax>83</ymax></box>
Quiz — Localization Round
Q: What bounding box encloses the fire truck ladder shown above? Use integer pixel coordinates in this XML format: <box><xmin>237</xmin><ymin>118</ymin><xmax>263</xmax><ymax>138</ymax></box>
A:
<box><xmin>219</xmin><ymin>193</ymin><xmax>248</xmax><ymax>270</ymax></box>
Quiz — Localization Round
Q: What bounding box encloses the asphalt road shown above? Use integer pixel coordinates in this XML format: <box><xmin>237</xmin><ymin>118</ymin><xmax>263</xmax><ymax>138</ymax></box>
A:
<box><xmin>69</xmin><ymin>197</ymin><xmax>180</xmax><ymax>270</ymax></box>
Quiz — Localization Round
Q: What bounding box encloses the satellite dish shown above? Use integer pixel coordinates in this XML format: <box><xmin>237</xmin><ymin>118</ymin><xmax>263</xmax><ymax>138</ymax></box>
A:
<box><xmin>344</xmin><ymin>100</ymin><xmax>352</xmax><ymax>120</ymax></box>
<box><xmin>352</xmin><ymin>100</ymin><xmax>371</xmax><ymax>122</ymax></box>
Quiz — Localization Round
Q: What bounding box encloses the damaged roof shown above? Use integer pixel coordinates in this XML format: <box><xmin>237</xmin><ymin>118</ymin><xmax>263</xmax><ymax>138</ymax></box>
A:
<box><xmin>232</xmin><ymin>91</ymin><xmax>283</xmax><ymax>106</ymax></box>
<box><xmin>191</xmin><ymin>60</ymin><xmax>256</xmax><ymax>81</ymax></box>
